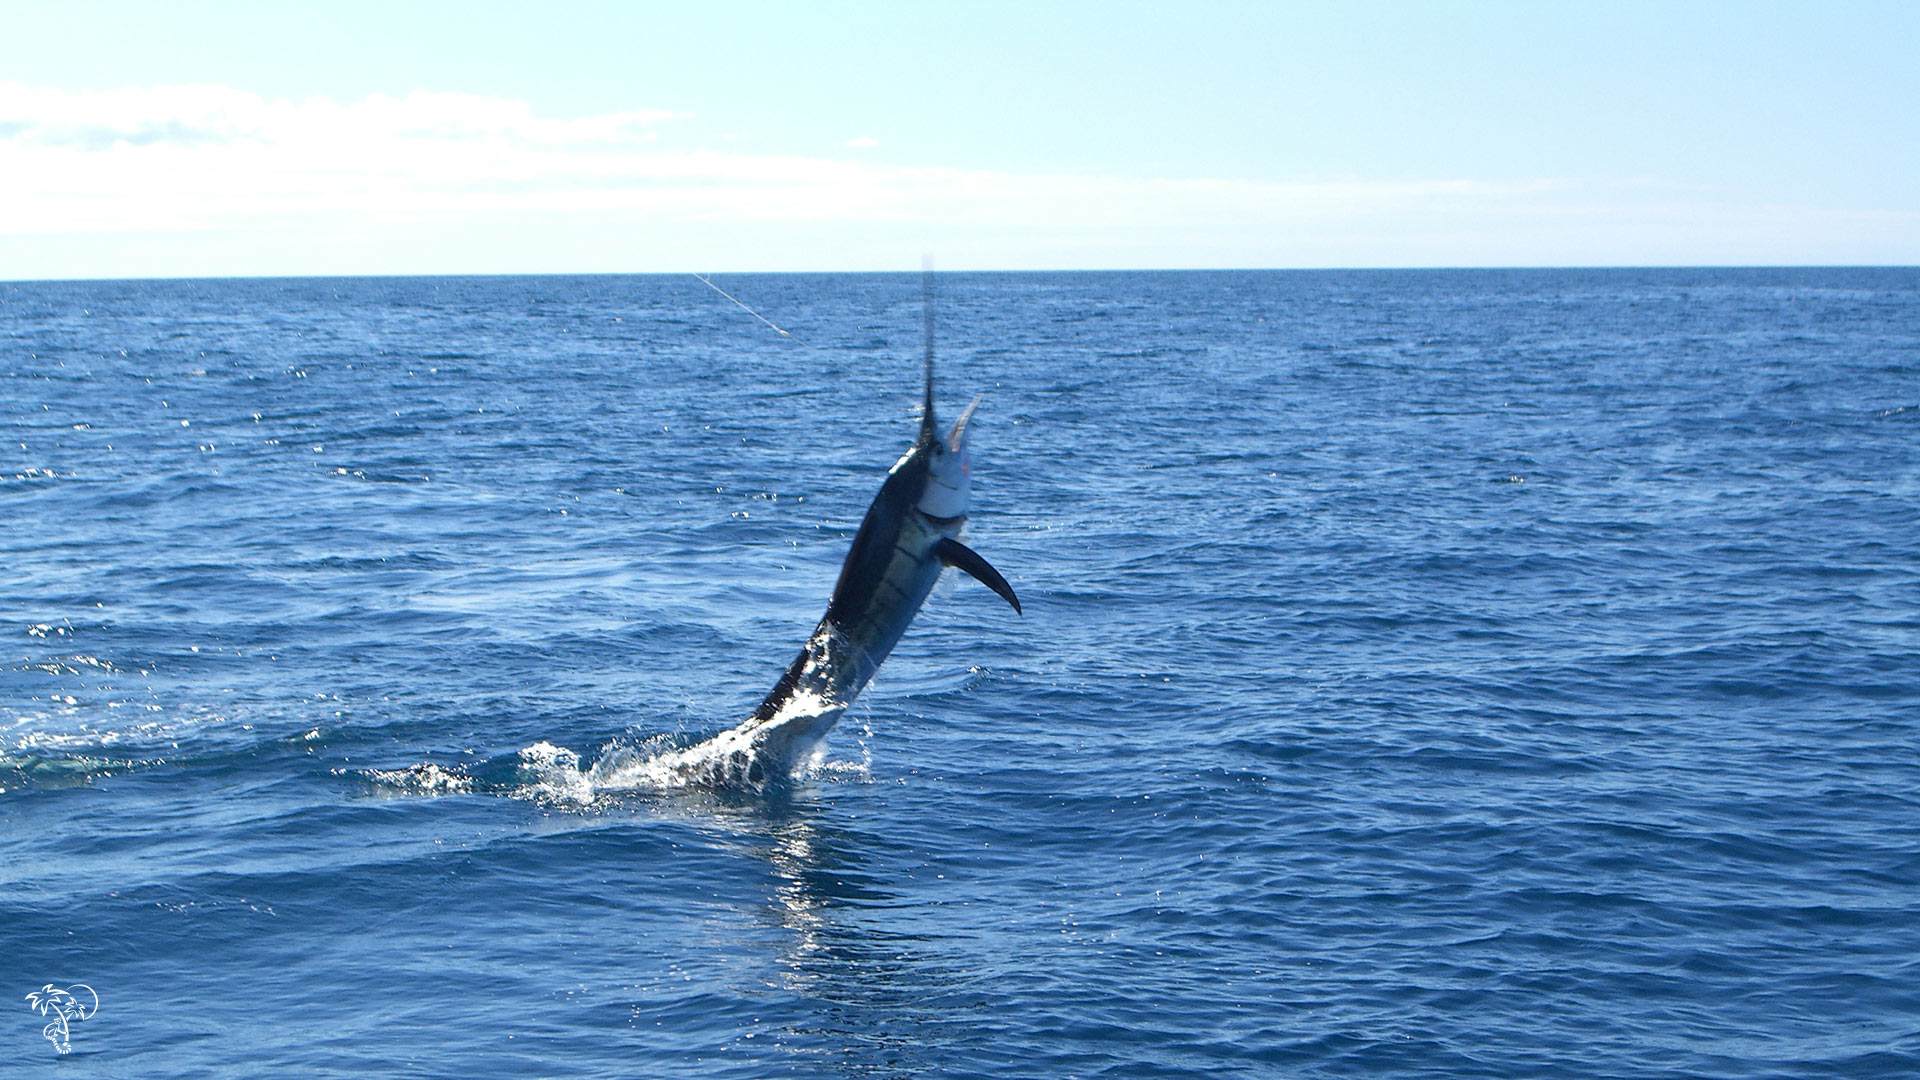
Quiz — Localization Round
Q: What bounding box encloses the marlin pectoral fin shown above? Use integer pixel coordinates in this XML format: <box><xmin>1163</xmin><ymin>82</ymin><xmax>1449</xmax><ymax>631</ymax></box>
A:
<box><xmin>935</xmin><ymin>538</ymin><xmax>1022</xmax><ymax>615</ymax></box>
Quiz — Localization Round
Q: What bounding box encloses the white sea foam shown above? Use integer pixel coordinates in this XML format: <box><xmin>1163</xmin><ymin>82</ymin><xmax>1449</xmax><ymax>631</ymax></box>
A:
<box><xmin>508</xmin><ymin>696</ymin><xmax>852</xmax><ymax>805</ymax></box>
<box><xmin>362</xmin><ymin>633</ymin><xmax>869</xmax><ymax>807</ymax></box>
<box><xmin>364</xmin><ymin>692</ymin><xmax>869</xmax><ymax>806</ymax></box>
<box><xmin>364</xmin><ymin>761</ymin><xmax>475</xmax><ymax>796</ymax></box>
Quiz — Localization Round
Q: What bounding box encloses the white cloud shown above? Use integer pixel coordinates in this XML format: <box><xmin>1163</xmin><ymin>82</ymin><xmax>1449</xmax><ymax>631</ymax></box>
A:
<box><xmin>0</xmin><ymin>82</ymin><xmax>1550</xmax><ymax>239</ymax></box>
<box><xmin>0</xmin><ymin>83</ymin><xmax>677</xmax><ymax>148</ymax></box>
<box><xmin>6</xmin><ymin>81</ymin><xmax>1900</xmax><ymax>275</ymax></box>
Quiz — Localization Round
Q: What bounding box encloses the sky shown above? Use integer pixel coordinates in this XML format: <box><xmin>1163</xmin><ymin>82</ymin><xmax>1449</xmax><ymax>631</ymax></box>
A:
<box><xmin>2</xmin><ymin>0</ymin><xmax>1917</xmax><ymax>278</ymax></box>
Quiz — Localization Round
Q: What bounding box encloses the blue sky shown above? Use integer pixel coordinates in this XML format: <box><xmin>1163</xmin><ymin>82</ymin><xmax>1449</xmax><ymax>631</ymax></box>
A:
<box><xmin>2</xmin><ymin>0</ymin><xmax>1916</xmax><ymax>277</ymax></box>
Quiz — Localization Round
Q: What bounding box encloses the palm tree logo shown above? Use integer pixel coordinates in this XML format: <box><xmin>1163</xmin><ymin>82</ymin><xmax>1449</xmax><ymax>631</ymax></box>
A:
<box><xmin>24</xmin><ymin>984</ymin><xmax>99</xmax><ymax>1055</ymax></box>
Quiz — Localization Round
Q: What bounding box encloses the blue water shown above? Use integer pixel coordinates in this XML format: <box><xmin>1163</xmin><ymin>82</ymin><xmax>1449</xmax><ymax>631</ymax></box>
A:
<box><xmin>3</xmin><ymin>269</ymin><xmax>1917</xmax><ymax>1077</ymax></box>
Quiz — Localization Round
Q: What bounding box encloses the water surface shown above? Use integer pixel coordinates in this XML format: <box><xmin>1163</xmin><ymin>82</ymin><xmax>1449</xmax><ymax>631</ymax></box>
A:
<box><xmin>3</xmin><ymin>269</ymin><xmax>1917</xmax><ymax>1076</ymax></box>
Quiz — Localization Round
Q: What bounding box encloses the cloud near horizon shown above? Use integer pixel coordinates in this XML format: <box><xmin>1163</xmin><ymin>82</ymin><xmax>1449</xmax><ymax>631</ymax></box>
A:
<box><xmin>1</xmin><ymin>82</ymin><xmax>1910</xmax><ymax>275</ymax></box>
<box><xmin>0</xmin><ymin>83</ymin><xmax>1553</xmax><ymax>233</ymax></box>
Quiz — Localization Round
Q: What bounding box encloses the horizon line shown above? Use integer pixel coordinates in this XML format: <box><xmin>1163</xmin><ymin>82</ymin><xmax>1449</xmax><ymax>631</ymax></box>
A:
<box><xmin>5</xmin><ymin>263</ymin><xmax>1918</xmax><ymax>286</ymax></box>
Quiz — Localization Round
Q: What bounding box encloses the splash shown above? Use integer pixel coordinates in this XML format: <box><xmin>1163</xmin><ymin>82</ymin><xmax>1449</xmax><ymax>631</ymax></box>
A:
<box><xmin>363</xmin><ymin>693</ymin><xmax>865</xmax><ymax>807</ymax></box>
<box><xmin>516</xmin><ymin>624</ymin><xmax>865</xmax><ymax>802</ymax></box>
<box><xmin>365</xmin><ymin>626</ymin><xmax>870</xmax><ymax>805</ymax></box>
<box><xmin>363</xmin><ymin>761</ymin><xmax>475</xmax><ymax>796</ymax></box>
<box><xmin>509</xmin><ymin>692</ymin><xmax>851</xmax><ymax>805</ymax></box>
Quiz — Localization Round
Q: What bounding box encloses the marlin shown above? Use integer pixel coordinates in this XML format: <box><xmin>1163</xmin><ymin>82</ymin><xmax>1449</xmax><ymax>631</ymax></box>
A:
<box><xmin>676</xmin><ymin>278</ymin><xmax>1022</xmax><ymax>786</ymax></box>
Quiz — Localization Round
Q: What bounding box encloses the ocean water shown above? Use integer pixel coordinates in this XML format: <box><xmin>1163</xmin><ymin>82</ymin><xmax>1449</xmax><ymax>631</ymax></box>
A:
<box><xmin>2</xmin><ymin>268</ymin><xmax>1917</xmax><ymax>1077</ymax></box>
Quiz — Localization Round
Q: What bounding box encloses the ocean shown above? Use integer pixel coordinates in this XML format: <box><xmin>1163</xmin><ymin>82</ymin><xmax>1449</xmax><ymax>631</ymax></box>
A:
<box><xmin>3</xmin><ymin>268</ymin><xmax>1917</xmax><ymax>1077</ymax></box>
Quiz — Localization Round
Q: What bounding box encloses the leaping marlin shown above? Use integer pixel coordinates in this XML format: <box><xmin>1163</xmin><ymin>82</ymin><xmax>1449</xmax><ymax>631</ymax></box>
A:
<box><xmin>690</xmin><ymin>276</ymin><xmax>1022</xmax><ymax>786</ymax></box>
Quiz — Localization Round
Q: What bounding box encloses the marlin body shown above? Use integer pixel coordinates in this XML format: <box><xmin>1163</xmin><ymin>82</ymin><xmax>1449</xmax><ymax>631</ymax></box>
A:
<box><xmin>689</xmin><ymin>303</ymin><xmax>1021</xmax><ymax>785</ymax></box>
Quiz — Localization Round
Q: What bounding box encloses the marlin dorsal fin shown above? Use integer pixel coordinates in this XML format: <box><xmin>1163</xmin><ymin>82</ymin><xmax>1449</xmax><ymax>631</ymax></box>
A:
<box><xmin>920</xmin><ymin>263</ymin><xmax>937</xmax><ymax>446</ymax></box>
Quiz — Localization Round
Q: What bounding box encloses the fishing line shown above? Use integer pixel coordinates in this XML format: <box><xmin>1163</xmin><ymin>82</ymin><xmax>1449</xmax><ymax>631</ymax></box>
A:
<box><xmin>692</xmin><ymin>273</ymin><xmax>791</xmax><ymax>337</ymax></box>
